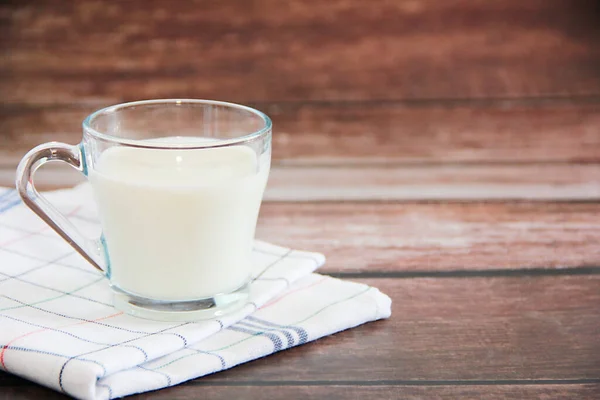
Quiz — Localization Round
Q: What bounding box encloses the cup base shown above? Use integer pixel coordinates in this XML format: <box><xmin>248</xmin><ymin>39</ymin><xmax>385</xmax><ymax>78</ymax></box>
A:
<box><xmin>111</xmin><ymin>281</ymin><xmax>250</xmax><ymax>322</ymax></box>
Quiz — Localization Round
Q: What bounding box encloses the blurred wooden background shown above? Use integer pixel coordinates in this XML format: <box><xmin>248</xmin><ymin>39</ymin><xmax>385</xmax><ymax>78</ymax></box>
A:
<box><xmin>1</xmin><ymin>0</ymin><xmax>599</xmax><ymax>198</ymax></box>
<box><xmin>2</xmin><ymin>1</ymin><xmax>600</xmax><ymax>399</ymax></box>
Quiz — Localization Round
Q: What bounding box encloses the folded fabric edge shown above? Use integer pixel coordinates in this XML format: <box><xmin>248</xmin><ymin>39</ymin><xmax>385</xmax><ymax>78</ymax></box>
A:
<box><xmin>371</xmin><ymin>287</ymin><xmax>393</xmax><ymax>320</ymax></box>
<box><xmin>92</xmin><ymin>276</ymin><xmax>392</xmax><ymax>400</ymax></box>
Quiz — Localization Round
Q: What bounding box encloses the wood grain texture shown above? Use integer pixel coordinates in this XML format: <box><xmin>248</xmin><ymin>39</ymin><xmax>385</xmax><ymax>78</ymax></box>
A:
<box><xmin>2</xmin><ymin>276</ymin><xmax>599</xmax><ymax>393</ymax></box>
<box><xmin>2</xmin><ymin>101</ymin><xmax>600</xmax><ymax>166</ymax></box>
<box><xmin>267</xmin><ymin>164</ymin><xmax>600</xmax><ymax>201</ymax></box>
<box><xmin>1</xmin><ymin>195</ymin><xmax>598</xmax><ymax>272</ymax></box>
<box><xmin>122</xmin><ymin>384</ymin><xmax>600</xmax><ymax>400</ymax></box>
<box><xmin>256</xmin><ymin>202</ymin><xmax>600</xmax><ymax>272</ymax></box>
<box><xmin>268</xmin><ymin>100</ymin><xmax>600</xmax><ymax>165</ymax></box>
<box><xmin>1</xmin><ymin>383</ymin><xmax>599</xmax><ymax>400</ymax></box>
<box><xmin>172</xmin><ymin>276</ymin><xmax>600</xmax><ymax>382</ymax></box>
<box><xmin>5</xmin><ymin>197</ymin><xmax>598</xmax><ymax>273</ymax></box>
<box><xmin>2</xmin><ymin>0</ymin><xmax>599</xmax><ymax>104</ymax></box>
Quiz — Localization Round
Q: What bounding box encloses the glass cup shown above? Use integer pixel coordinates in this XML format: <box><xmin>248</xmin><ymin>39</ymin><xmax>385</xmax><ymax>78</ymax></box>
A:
<box><xmin>16</xmin><ymin>99</ymin><xmax>272</xmax><ymax>321</ymax></box>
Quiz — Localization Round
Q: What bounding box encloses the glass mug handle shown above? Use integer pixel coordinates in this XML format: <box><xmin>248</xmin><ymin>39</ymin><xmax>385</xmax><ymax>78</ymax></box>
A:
<box><xmin>15</xmin><ymin>142</ymin><xmax>105</xmax><ymax>272</ymax></box>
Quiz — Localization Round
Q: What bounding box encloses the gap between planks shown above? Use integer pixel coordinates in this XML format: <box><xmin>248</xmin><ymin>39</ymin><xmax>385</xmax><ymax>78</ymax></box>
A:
<box><xmin>329</xmin><ymin>266</ymin><xmax>600</xmax><ymax>279</ymax></box>
<box><xmin>2</xmin><ymin>375</ymin><xmax>599</xmax><ymax>387</ymax></box>
<box><xmin>185</xmin><ymin>379</ymin><xmax>600</xmax><ymax>387</ymax></box>
<box><xmin>1</xmin><ymin>383</ymin><xmax>599</xmax><ymax>400</ymax></box>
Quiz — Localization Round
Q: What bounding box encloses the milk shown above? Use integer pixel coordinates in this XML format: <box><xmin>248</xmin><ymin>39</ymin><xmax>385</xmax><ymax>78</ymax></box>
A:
<box><xmin>89</xmin><ymin>139</ymin><xmax>269</xmax><ymax>301</ymax></box>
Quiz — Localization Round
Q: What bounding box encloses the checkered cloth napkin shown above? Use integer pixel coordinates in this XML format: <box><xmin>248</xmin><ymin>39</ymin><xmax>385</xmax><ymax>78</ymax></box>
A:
<box><xmin>0</xmin><ymin>185</ymin><xmax>392</xmax><ymax>399</ymax></box>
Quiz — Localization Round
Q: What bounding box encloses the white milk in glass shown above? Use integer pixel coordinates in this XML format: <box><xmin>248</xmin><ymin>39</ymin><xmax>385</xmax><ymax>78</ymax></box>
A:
<box><xmin>89</xmin><ymin>138</ymin><xmax>269</xmax><ymax>301</ymax></box>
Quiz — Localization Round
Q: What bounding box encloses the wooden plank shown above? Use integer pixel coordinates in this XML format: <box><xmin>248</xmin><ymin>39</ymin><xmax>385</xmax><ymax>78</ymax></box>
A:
<box><xmin>0</xmin><ymin>191</ymin><xmax>598</xmax><ymax>271</ymax></box>
<box><xmin>1</xmin><ymin>163</ymin><xmax>598</xmax><ymax>201</ymax></box>
<box><xmin>1</xmin><ymin>276</ymin><xmax>599</xmax><ymax>392</ymax></box>
<box><xmin>1</xmin><ymin>382</ymin><xmax>599</xmax><ymax>400</ymax></box>
<box><xmin>132</xmin><ymin>384</ymin><xmax>600</xmax><ymax>400</ymax></box>
<box><xmin>2</xmin><ymin>101</ymin><xmax>600</xmax><ymax>166</ymax></box>
<box><xmin>165</xmin><ymin>276</ymin><xmax>600</xmax><ymax>382</ymax></box>
<box><xmin>266</xmin><ymin>164</ymin><xmax>600</xmax><ymax>201</ymax></box>
<box><xmin>0</xmin><ymin>189</ymin><xmax>597</xmax><ymax>270</ymax></box>
<box><xmin>268</xmin><ymin>101</ymin><xmax>600</xmax><ymax>165</ymax></box>
<box><xmin>1</xmin><ymin>0</ymin><xmax>599</xmax><ymax>104</ymax></box>
<box><xmin>255</xmin><ymin>202</ymin><xmax>600</xmax><ymax>272</ymax></box>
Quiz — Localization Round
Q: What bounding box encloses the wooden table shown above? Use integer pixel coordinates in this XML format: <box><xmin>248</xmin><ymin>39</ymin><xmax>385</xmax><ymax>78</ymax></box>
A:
<box><xmin>1</xmin><ymin>1</ymin><xmax>599</xmax><ymax>398</ymax></box>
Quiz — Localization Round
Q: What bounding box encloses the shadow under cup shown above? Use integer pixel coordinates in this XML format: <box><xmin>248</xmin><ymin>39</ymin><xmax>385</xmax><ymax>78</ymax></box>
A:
<box><xmin>17</xmin><ymin>100</ymin><xmax>272</xmax><ymax>321</ymax></box>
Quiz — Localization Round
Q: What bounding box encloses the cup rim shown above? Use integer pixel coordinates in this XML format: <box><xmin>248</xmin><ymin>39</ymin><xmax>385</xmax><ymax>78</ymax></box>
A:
<box><xmin>82</xmin><ymin>99</ymin><xmax>272</xmax><ymax>149</ymax></box>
